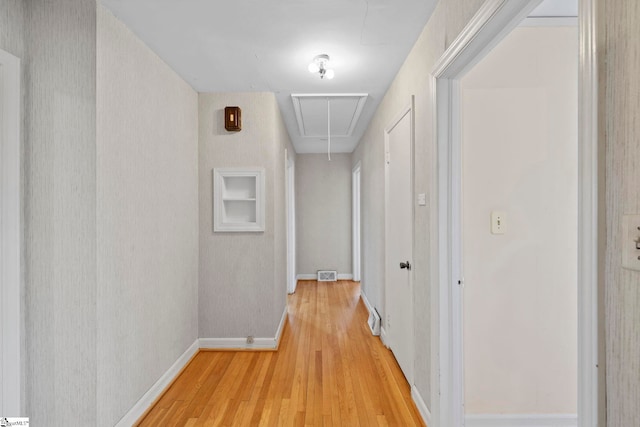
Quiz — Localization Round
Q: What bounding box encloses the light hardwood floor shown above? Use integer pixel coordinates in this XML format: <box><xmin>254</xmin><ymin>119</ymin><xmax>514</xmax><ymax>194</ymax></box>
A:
<box><xmin>136</xmin><ymin>280</ymin><xmax>425</xmax><ymax>426</ymax></box>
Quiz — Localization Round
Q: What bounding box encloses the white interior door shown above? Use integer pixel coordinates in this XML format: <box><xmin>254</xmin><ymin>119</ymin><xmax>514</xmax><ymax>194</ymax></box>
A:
<box><xmin>385</xmin><ymin>103</ymin><xmax>414</xmax><ymax>383</ymax></box>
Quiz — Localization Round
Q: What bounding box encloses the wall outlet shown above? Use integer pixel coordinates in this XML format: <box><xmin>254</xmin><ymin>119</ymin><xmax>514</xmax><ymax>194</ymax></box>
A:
<box><xmin>491</xmin><ymin>211</ymin><xmax>506</xmax><ymax>235</ymax></box>
<box><xmin>246</xmin><ymin>336</ymin><xmax>254</xmax><ymax>344</ymax></box>
<box><xmin>622</xmin><ymin>214</ymin><xmax>640</xmax><ymax>271</ymax></box>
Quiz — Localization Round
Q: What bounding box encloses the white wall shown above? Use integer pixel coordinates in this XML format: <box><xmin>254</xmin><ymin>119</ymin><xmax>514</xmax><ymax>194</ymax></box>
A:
<box><xmin>296</xmin><ymin>154</ymin><xmax>352</xmax><ymax>276</ymax></box>
<box><xmin>96</xmin><ymin>6</ymin><xmax>199</xmax><ymax>426</ymax></box>
<box><xmin>352</xmin><ymin>0</ymin><xmax>487</xmax><ymax>409</ymax></box>
<box><xmin>461</xmin><ymin>25</ymin><xmax>578</xmax><ymax>414</ymax></box>
<box><xmin>199</xmin><ymin>92</ymin><xmax>294</xmax><ymax>339</ymax></box>
<box><xmin>0</xmin><ymin>0</ymin><xmax>25</xmax><ymax>415</ymax></box>
<box><xmin>24</xmin><ymin>0</ymin><xmax>97</xmax><ymax>423</ymax></box>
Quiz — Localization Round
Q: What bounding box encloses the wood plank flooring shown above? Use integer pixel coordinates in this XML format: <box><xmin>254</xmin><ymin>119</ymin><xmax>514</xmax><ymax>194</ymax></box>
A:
<box><xmin>136</xmin><ymin>280</ymin><xmax>425</xmax><ymax>426</ymax></box>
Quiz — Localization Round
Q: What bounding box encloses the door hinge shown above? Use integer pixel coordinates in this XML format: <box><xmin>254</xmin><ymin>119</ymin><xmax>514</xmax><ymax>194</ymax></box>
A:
<box><xmin>385</xmin><ymin>150</ymin><xmax>390</xmax><ymax>164</ymax></box>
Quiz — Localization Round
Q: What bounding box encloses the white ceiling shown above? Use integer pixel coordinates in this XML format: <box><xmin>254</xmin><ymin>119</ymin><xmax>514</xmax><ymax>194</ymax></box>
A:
<box><xmin>99</xmin><ymin>0</ymin><xmax>576</xmax><ymax>154</ymax></box>
<box><xmin>100</xmin><ymin>0</ymin><xmax>439</xmax><ymax>153</ymax></box>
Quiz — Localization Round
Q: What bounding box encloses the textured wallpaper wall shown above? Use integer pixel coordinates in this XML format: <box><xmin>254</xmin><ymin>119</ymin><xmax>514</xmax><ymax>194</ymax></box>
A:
<box><xmin>351</xmin><ymin>0</ymin><xmax>486</xmax><ymax>411</ymax></box>
<box><xmin>96</xmin><ymin>6</ymin><xmax>199</xmax><ymax>426</ymax></box>
<box><xmin>0</xmin><ymin>1</ymin><xmax>25</xmax><ymax>414</ymax></box>
<box><xmin>24</xmin><ymin>0</ymin><xmax>97</xmax><ymax>424</ymax></box>
<box><xmin>600</xmin><ymin>0</ymin><xmax>640</xmax><ymax>424</ymax></box>
<box><xmin>199</xmin><ymin>92</ymin><xmax>293</xmax><ymax>339</ymax></box>
<box><xmin>0</xmin><ymin>0</ymin><xmax>24</xmax><ymax>58</ymax></box>
<box><xmin>296</xmin><ymin>154</ymin><xmax>352</xmax><ymax>275</ymax></box>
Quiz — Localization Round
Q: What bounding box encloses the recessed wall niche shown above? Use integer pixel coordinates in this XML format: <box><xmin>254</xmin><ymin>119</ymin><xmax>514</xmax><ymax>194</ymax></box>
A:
<box><xmin>213</xmin><ymin>168</ymin><xmax>265</xmax><ymax>232</ymax></box>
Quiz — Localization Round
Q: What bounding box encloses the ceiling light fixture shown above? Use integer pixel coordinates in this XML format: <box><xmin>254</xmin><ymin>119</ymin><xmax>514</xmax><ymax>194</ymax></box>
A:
<box><xmin>308</xmin><ymin>54</ymin><xmax>335</xmax><ymax>80</ymax></box>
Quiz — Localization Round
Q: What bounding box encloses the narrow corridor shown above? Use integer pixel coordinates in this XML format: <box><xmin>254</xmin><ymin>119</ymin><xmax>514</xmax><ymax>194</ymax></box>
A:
<box><xmin>138</xmin><ymin>281</ymin><xmax>424</xmax><ymax>426</ymax></box>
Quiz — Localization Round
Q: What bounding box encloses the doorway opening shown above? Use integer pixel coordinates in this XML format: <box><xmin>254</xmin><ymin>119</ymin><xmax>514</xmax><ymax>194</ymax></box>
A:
<box><xmin>430</xmin><ymin>0</ymin><xmax>598</xmax><ymax>426</ymax></box>
<box><xmin>461</xmin><ymin>17</ymin><xmax>578</xmax><ymax>424</ymax></box>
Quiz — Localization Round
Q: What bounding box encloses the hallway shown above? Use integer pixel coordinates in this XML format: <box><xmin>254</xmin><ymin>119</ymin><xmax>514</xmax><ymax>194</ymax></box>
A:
<box><xmin>137</xmin><ymin>281</ymin><xmax>424</xmax><ymax>426</ymax></box>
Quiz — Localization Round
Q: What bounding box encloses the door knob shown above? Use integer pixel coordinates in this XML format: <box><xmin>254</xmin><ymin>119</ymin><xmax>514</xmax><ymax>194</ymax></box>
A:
<box><xmin>400</xmin><ymin>261</ymin><xmax>411</xmax><ymax>270</ymax></box>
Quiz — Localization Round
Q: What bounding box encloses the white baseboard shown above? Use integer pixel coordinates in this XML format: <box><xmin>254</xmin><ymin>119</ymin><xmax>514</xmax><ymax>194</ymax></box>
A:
<box><xmin>275</xmin><ymin>306</ymin><xmax>287</xmax><ymax>346</ymax></box>
<box><xmin>380</xmin><ymin>326</ymin><xmax>389</xmax><ymax>347</ymax></box>
<box><xmin>411</xmin><ymin>386</ymin><xmax>431</xmax><ymax>426</ymax></box>
<box><xmin>361</xmin><ymin>291</ymin><xmax>375</xmax><ymax>315</ymax></box>
<box><xmin>115</xmin><ymin>339</ymin><xmax>199</xmax><ymax>427</ymax></box>
<box><xmin>296</xmin><ymin>273</ymin><xmax>354</xmax><ymax>281</ymax></box>
<box><xmin>199</xmin><ymin>337</ymin><xmax>278</xmax><ymax>350</ymax></box>
<box><xmin>200</xmin><ymin>307</ymin><xmax>288</xmax><ymax>351</ymax></box>
<box><xmin>465</xmin><ymin>414</ymin><xmax>578</xmax><ymax>427</ymax></box>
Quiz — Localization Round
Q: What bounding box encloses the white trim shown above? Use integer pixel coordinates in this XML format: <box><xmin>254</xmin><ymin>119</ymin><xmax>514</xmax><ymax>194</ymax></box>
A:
<box><xmin>291</xmin><ymin>93</ymin><xmax>368</xmax><ymax>138</ymax></box>
<box><xmin>296</xmin><ymin>273</ymin><xmax>353</xmax><ymax>281</ymax></box>
<box><xmin>213</xmin><ymin>167</ymin><xmax>265</xmax><ymax>232</ymax></box>
<box><xmin>286</xmin><ymin>152</ymin><xmax>297</xmax><ymax>294</ymax></box>
<box><xmin>411</xmin><ymin>386</ymin><xmax>432</xmax><ymax>426</ymax></box>
<box><xmin>380</xmin><ymin>326</ymin><xmax>388</xmax><ymax>347</ymax></box>
<box><xmin>199</xmin><ymin>337</ymin><xmax>279</xmax><ymax>350</ymax></box>
<box><xmin>200</xmin><ymin>307</ymin><xmax>287</xmax><ymax>351</ymax></box>
<box><xmin>360</xmin><ymin>290</ymin><xmax>375</xmax><ymax>316</ymax></box>
<box><xmin>430</xmin><ymin>0</ymin><xmax>598</xmax><ymax>426</ymax></box>
<box><xmin>275</xmin><ymin>306</ymin><xmax>287</xmax><ymax>344</ymax></box>
<box><xmin>577</xmin><ymin>0</ymin><xmax>599</xmax><ymax>425</ymax></box>
<box><xmin>352</xmin><ymin>161</ymin><xmax>362</xmax><ymax>282</ymax></box>
<box><xmin>520</xmin><ymin>17</ymin><xmax>578</xmax><ymax>27</ymax></box>
<box><xmin>114</xmin><ymin>339</ymin><xmax>199</xmax><ymax>427</ymax></box>
<box><xmin>465</xmin><ymin>414</ymin><xmax>577</xmax><ymax>427</ymax></box>
<box><xmin>0</xmin><ymin>48</ymin><xmax>22</xmax><ymax>417</ymax></box>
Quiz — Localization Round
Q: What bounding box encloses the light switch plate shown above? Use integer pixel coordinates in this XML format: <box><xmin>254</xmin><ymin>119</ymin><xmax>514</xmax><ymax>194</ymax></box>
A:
<box><xmin>621</xmin><ymin>214</ymin><xmax>640</xmax><ymax>271</ymax></box>
<box><xmin>417</xmin><ymin>193</ymin><xmax>427</xmax><ymax>206</ymax></box>
<box><xmin>491</xmin><ymin>211</ymin><xmax>506</xmax><ymax>235</ymax></box>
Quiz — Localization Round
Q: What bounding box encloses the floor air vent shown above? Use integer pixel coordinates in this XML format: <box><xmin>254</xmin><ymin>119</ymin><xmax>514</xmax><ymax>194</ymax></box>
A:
<box><xmin>317</xmin><ymin>270</ymin><xmax>337</xmax><ymax>282</ymax></box>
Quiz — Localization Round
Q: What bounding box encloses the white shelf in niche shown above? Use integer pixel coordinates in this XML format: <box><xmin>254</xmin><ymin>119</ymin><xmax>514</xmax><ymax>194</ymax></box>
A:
<box><xmin>213</xmin><ymin>168</ymin><xmax>265</xmax><ymax>232</ymax></box>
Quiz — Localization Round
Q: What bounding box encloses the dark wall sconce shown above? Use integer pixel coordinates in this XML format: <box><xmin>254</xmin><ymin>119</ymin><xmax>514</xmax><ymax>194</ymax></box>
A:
<box><xmin>224</xmin><ymin>106</ymin><xmax>242</xmax><ymax>131</ymax></box>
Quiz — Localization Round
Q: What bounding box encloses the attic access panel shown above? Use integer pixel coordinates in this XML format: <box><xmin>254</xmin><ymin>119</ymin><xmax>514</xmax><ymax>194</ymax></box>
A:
<box><xmin>291</xmin><ymin>93</ymin><xmax>368</xmax><ymax>138</ymax></box>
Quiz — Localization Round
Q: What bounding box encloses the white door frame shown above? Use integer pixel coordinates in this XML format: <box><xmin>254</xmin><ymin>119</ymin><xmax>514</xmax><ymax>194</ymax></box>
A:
<box><xmin>285</xmin><ymin>150</ymin><xmax>297</xmax><ymax>294</ymax></box>
<box><xmin>429</xmin><ymin>0</ymin><xmax>599</xmax><ymax>426</ymax></box>
<box><xmin>383</xmin><ymin>97</ymin><xmax>415</xmax><ymax>381</ymax></box>
<box><xmin>352</xmin><ymin>161</ymin><xmax>361</xmax><ymax>282</ymax></box>
<box><xmin>0</xmin><ymin>48</ymin><xmax>22</xmax><ymax>416</ymax></box>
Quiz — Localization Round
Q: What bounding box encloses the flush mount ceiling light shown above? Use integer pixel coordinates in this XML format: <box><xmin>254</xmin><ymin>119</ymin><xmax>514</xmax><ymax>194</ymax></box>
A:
<box><xmin>308</xmin><ymin>54</ymin><xmax>335</xmax><ymax>80</ymax></box>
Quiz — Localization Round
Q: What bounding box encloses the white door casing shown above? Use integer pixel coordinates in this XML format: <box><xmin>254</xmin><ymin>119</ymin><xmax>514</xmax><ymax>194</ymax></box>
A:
<box><xmin>429</xmin><ymin>0</ymin><xmax>599</xmax><ymax>426</ymax></box>
<box><xmin>352</xmin><ymin>161</ymin><xmax>361</xmax><ymax>282</ymax></box>
<box><xmin>0</xmin><ymin>48</ymin><xmax>22</xmax><ymax>416</ymax></box>
<box><xmin>286</xmin><ymin>150</ymin><xmax>297</xmax><ymax>294</ymax></box>
<box><xmin>384</xmin><ymin>98</ymin><xmax>415</xmax><ymax>384</ymax></box>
